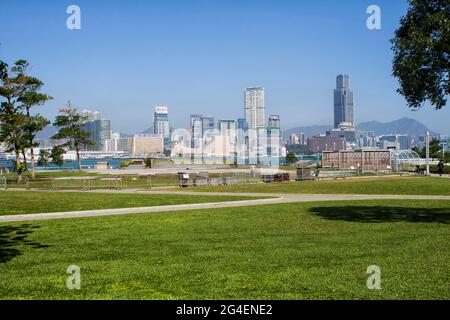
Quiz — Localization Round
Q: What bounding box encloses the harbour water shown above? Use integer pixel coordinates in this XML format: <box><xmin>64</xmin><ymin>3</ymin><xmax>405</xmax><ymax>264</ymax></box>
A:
<box><xmin>0</xmin><ymin>155</ymin><xmax>320</xmax><ymax>171</ymax></box>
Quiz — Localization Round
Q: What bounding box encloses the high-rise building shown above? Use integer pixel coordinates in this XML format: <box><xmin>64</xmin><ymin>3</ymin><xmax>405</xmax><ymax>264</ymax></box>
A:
<box><xmin>245</xmin><ymin>87</ymin><xmax>265</xmax><ymax>129</ymax></box>
<box><xmin>190</xmin><ymin>114</ymin><xmax>203</xmax><ymax>150</ymax></box>
<box><xmin>82</xmin><ymin>109</ymin><xmax>100</xmax><ymax>121</ymax></box>
<box><xmin>268</xmin><ymin>115</ymin><xmax>281</xmax><ymax>130</ymax></box>
<box><xmin>130</xmin><ymin>134</ymin><xmax>164</xmax><ymax>157</ymax></box>
<box><xmin>83</xmin><ymin>119</ymin><xmax>111</xmax><ymax>151</ymax></box>
<box><xmin>201</xmin><ymin>117</ymin><xmax>215</xmax><ymax>136</ymax></box>
<box><xmin>307</xmin><ymin>135</ymin><xmax>346</xmax><ymax>153</ymax></box>
<box><xmin>334</xmin><ymin>75</ymin><xmax>354</xmax><ymax>128</ymax></box>
<box><xmin>218</xmin><ymin>120</ymin><xmax>237</xmax><ymax>136</ymax></box>
<box><xmin>267</xmin><ymin>115</ymin><xmax>282</xmax><ymax>158</ymax></box>
<box><xmin>153</xmin><ymin>106</ymin><xmax>170</xmax><ymax>150</ymax></box>
<box><xmin>218</xmin><ymin>120</ymin><xmax>237</xmax><ymax>161</ymax></box>
<box><xmin>379</xmin><ymin>134</ymin><xmax>412</xmax><ymax>150</ymax></box>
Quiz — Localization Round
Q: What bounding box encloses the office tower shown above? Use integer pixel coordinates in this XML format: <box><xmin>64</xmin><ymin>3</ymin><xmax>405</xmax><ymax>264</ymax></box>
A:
<box><xmin>190</xmin><ymin>114</ymin><xmax>203</xmax><ymax>150</ymax></box>
<box><xmin>307</xmin><ymin>135</ymin><xmax>346</xmax><ymax>153</ymax></box>
<box><xmin>153</xmin><ymin>106</ymin><xmax>170</xmax><ymax>150</ymax></box>
<box><xmin>237</xmin><ymin>118</ymin><xmax>248</xmax><ymax>131</ymax></box>
<box><xmin>201</xmin><ymin>117</ymin><xmax>215</xmax><ymax>135</ymax></box>
<box><xmin>218</xmin><ymin>120</ymin><xmax>237</xmax><ymax>136</ymax></box>
<box><xmin>82</xmin><ymin>109</ymin><xmax>100</xmax><ymax>121</ymax></box>
<box><xmin>105</xmin><ymin>132</ymin><xmax>121</xmax><ymax>152</ymax></box>
<box><xmin>334</xmin><ymin>74</ymin><xmax>354</xmax><ymax>128</ymax></box>
<box><xmin>130</xmin><ymin>134</ymin><xmax>164</xmax><ymax>157</ymax></box>
<box><xmin>245</xmin><ymin>87</ymin><xmax>265</xmax><ymax>129</ymax></box>
<box><xmin>218</xmin><ymin>120</ymin><xmax>237</xmax><ymax>162</ymax></box>
<box><xmin>379</xmin><ymin>134</ymin><xmax>412</xmax><ymax>150</ymax></box>
<box><xmin>268</xmin><ymin>115</ymin><xmax>280</xmax><ymax>129</ymax></box>
<box><xmin>299</xmin><ymin>132</ymin><xmax>305</xmax><ymax>145</ymax></box>
<box><xmin>267</xmin><ymin>115</ymin><xmax>281</xmax><ymax>158</ymax></box>
<box><xmin>83</xmin><ymin>119</ymin><xmax>111</xmax><ymax>151</ymax></box>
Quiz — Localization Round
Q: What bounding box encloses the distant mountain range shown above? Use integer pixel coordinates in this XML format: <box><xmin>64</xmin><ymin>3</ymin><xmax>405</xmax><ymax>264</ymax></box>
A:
<box><xmin>284</xmin><ymin>117</ymin><xmax>439</xmax><ymax>138</ymax></box>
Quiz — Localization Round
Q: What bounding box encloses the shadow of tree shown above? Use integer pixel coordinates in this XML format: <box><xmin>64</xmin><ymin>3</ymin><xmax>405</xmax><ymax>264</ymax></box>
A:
<box><xmin>309</xmin><ymin>206</ymin><xmax>450</xmax><ymax>224</ymax></box>
<box><xmin>0</xmin><ymin>224</ymin><xmax>49</xmax><ymax>263</ymax></box>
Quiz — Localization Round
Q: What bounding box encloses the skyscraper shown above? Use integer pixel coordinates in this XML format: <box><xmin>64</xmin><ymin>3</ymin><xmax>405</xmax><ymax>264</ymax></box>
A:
<box><xmin>267</xmin><ymin>115</ymin><xmax>282</xmax><ymax>158</ymax></box>
<box><xmin>82</xmin><ymin>109</ymin><xmax>100</xmax><ymax>121</ymax></box>
<box><xmin>153</xmin><ymin>106</ymin><xmax>170</xmax><ymax>150</ymax></box>
<box><xmin>268</xmin><ymin>115</ymin><xmax>281</xmax><ymax>130</ymax></box>
<box><xmin>333</xmin><ymin>74</ymin><xmax>354</xmax><ymax>128</ymax></box>
<box><xmin>245</xmin><ymin>87</ymin><xmax>265</xmax><ymax>129</ymax></box>
<box><xmin>84</xmin><ymin>119</ymin><xmax>111</xmax><ymax>151</ymax></box>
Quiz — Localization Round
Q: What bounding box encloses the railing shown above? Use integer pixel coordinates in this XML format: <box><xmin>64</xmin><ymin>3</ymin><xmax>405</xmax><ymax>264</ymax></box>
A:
<box><xmin>0</xmin><ymin>174</ymin><xmax>178</xmax><ymax>191</ymax></box>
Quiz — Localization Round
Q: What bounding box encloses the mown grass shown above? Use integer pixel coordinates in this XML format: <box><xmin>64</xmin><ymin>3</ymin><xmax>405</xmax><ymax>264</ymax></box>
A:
<box><xmin>189</xmin><ymin>176</ymin><xmax>450</xmax><ymax>195</ymax></box>
<box><xmin>0</xmin><ymin>200</ymin><xmax>449</xmax><ymax>299</ymax></box>
<box><xmin>0</xmin><ymin>191</ymin><xmax>263</xmax><ymax>215</ymax></box>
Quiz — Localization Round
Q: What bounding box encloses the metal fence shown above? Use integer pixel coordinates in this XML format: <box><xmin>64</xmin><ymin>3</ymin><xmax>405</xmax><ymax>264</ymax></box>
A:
<box><xmin>0</xmin><ymin>175</ymin><xmax>178</xmax><ymax>191</ymax></box>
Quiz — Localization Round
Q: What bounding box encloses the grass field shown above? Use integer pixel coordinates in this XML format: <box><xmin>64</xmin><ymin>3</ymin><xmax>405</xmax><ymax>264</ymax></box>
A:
<box><xmin>0</xmin><ymin>191</ymin><xmax>263</xmax><ymax>215</ymax></box>
<box><xmin>0</xmin><ymin>199</ymin><xmax>448</xmax><ymax>299</ymax></box>
<box><xmin>189</xmin><ymin>176</ymin><xmax>450</xmax><ymax>195</ymax></box>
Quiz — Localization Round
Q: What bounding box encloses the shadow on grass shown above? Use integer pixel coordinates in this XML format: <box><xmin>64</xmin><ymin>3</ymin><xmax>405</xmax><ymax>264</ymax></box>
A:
<box><xmin>0</xmin><ymin>224</ymin><xmax>49</xmax><ymax>263</ymax></box>
<box><xmin>309</xmin><ymin>206</ymin><xmax>450</xmax><ymax>224</ymax></box>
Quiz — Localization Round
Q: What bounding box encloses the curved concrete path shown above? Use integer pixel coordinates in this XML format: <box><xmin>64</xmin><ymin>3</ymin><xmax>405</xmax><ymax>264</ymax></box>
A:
<box><xmin>1</xmin><ymin>189</ymin><xmax>450</xmax><ymax>223</ymax></box>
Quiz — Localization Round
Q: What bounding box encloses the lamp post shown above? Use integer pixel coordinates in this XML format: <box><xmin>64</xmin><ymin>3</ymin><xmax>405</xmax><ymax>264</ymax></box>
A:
<box><xmin>426</xmin><ymin>131</ymin><xmax>430</xmax><ymax>176</ymax></box>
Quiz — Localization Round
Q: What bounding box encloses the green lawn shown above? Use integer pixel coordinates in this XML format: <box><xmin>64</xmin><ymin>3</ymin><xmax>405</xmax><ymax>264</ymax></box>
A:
<box><xmin>189</xmin><ymin>176</ymin><xmax>450</xmax><ymax>195</ymax></box>
<box><xmin>0</xmin><ymin>200</ymin><xmax>448</xmax><ymax>299</ymax></box>
<box><xmin>0</xmin><ymin>191</ymin><xmax>262</xmax><ymax>215</ymax></box>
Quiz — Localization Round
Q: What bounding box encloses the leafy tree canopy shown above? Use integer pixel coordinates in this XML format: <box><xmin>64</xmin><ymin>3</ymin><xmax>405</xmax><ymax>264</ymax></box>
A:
<box><xmin>392</xmin><ymin>0</ymin><xmax>449</xmax><ymax>110</ymax></box>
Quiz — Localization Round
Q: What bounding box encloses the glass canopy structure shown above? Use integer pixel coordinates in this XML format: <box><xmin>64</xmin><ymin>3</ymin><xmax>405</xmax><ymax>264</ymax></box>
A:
<box><xmin>389</xmin><ymin>149</ymin><xmax>423</xmax><ymax>172</ymax></box>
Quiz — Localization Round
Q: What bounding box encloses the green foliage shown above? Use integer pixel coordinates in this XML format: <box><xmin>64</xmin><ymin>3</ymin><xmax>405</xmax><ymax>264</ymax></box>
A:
<box><xmin>50</xmin><ymin>145</ymin><xmax>65</xmax><ymax>168</ymax></box>
<box><xmin>392</xmin><ymin>0</ymin><xmax>450</xmax><ymax>110</ymax></box>
<box><xmin>287</xmin><ymin>144</ymin><xmax>309</xmax><ymax>154</ymax></box>
<box><xmin>144</xmin><ymin>157</ymin><xmax>154</xmax><ymax>168</ymax></box>
<box><xmin>0</xmin><ymin>59</ymin><xmax>51</xmax><ymax>179</ymax></box>
<box><xmin>285</xmin><ymin>151</ymin><xmax>297</xmax><ymax>164</ymax></box>
<box><xmin>120</xmin><ymin>160</ymin><xmax>132</xmax><ymax>168</ymax></box>
<box><xmin>420</xmin><ymin>163</ymin><xmax>450</xmax><ymax>174</ymax></box>
<box><xmin>37</xmin><ymin>149</ymin><xmax>51</xmax><ymax>167</ymax></box>
<box><xmin>52</xmin><ymin>106</ymin><xmax>94</xmax><ymax>170</ymax></box>
<box><xmin>414</xmin><ymin>138</ymin><xmax>445</xmax><ymax>158</ymax></box>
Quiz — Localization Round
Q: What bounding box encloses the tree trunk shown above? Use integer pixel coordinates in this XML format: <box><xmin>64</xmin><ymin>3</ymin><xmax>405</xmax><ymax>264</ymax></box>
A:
<box><xmin>76</xmin><ymin>147</ymin><xmax>81</xmax><ymax>171</ymax></box>
<box><xmin>30</xmin><ymin>147</ymin><xmax>36</xmax><ymax>179</ymax></box>
<box><xmin>21</xmin><ymin>148</ymin><xmax>28</xmax><ymax>171</ymax></box>
<box><xmin>15</xmin><ymin>149</ymin><xmax>22</xmax><ymax>183</ymax></box>
<box><xmin>26</xmin><ymin>108</ymin><xmax>36</xmax><ymax>179</ymax></box>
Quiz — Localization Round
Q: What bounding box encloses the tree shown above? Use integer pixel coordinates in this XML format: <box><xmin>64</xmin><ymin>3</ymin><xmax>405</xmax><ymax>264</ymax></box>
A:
<box><xmin>414</xmin><ymin>137</ymin><xmax>442</xmax><ymax>158</ymax></box>
<box><xmin>286</xmin><ymin>151</ymin><xmax>298</xmax><ymax>164</ymax></box>
<box><xmin>392</xmin><ymin>0</ymin><xmax>449</xmax><ymax>110</ymax></box>
<box><xmin>50</xmin><ymin>145</ymin><xmax>65</xmax><ymax>168</ymax></box>
<box><xmin>0</xmin><ymin>108</ymin><xmax>28</xmax><ymax>179</ymax></box>
<box><xmin>0</xmin><ymin>59</ymin><xmax>51</xmax><ymax>181</ymax></box>
<box><xmin>52</xmin><ymin>106</ymin><xmax>95</xmax><ymax>170</ymax></box>
<box><xmin>37</xmin><ymin>149</ymin><xmax>51</xmax><ymax>167</ymax></box>
<box><xmin>19</xmin><ymin>88</ymin><xmax>52</xmax><ymax>178</ymax></box>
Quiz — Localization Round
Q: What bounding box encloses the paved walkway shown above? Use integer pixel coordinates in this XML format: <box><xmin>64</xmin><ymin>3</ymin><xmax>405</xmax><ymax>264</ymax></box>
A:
<box><xmin>1</xmin><ymin>189</ymin><xmax>450</xmax><ymax>223</ymax></box>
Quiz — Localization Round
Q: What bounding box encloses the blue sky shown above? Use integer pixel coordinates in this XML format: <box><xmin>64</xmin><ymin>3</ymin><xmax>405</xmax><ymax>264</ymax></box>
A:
<box><xmin>1</xmin><ymin>0</ymin><xmax>449</xmax><ymax>134</ymax></box>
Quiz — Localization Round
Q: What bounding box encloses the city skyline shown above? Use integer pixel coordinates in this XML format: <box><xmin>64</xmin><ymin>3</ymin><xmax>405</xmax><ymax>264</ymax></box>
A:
<box><xmin>1</xmin><ymin>0</ymin><xmax>449</xmax><ymax>135</ymax></box>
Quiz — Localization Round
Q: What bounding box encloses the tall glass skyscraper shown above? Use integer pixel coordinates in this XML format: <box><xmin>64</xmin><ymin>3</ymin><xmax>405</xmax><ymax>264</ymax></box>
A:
<box><xmin>84</xmin><ymin>119</ymin><xmax>111</xmax><ymax>151</ymax></box>
<box><xmin>333</xmin><ymin>74</ymin><xmax>354</xmax><ymax>128</ymax></box>
<box><xmin>153</xmin><ymin>106</ymin><xmax>170</xmax><ymax>150</ymax></box>
<box><xmin>244</xmin><ymin>87</ymin><xmax>265</xmax><ymax>129</ymax></box>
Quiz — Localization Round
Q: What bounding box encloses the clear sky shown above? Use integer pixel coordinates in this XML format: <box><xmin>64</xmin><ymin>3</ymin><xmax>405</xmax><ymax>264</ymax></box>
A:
<box><xmin>1</xmin><ymin>0</ymin><xmax>449</xmax><ymax>134</ymax></box>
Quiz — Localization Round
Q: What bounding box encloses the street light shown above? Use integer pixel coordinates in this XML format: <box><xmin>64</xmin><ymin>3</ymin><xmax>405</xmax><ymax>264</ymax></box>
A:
<box><xmin>426</xmin><ymin>131</ymin><xmax>430</xmax><ymax>176</ymax></box>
